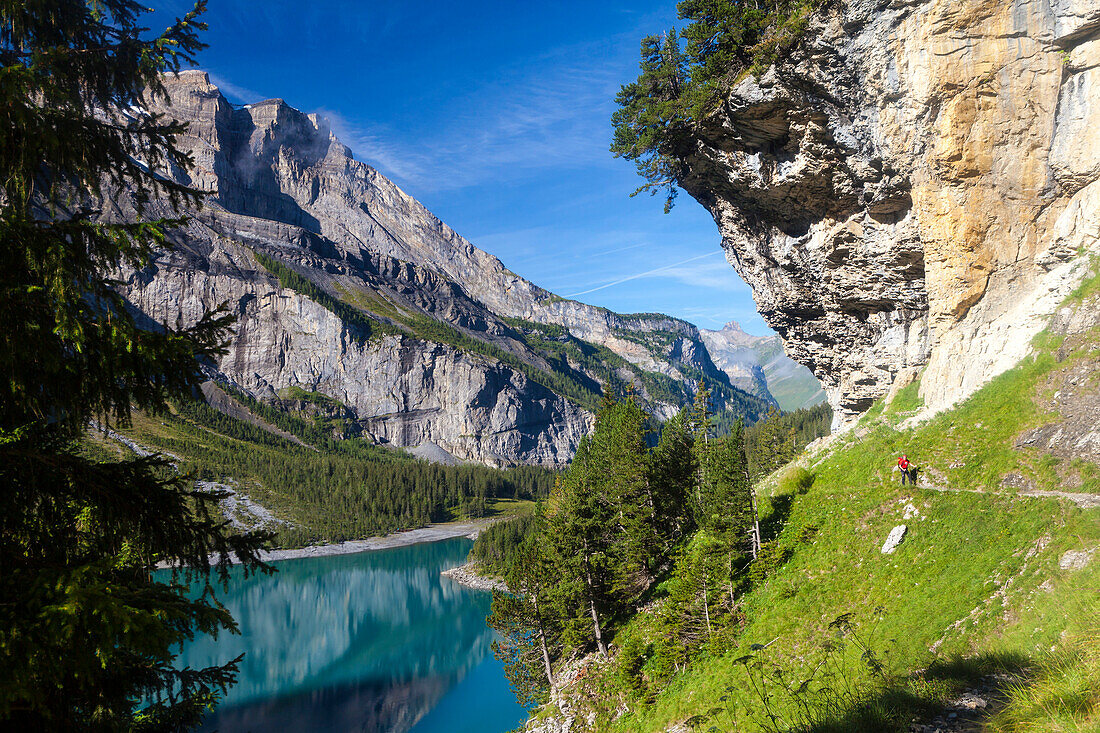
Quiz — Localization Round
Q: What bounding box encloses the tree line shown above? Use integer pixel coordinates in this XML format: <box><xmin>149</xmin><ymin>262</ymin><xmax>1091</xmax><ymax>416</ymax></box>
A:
<box><xmin>155</xmin><ymin>396</ymin><xmax>557</xmax><ymax>546</ymax></box>
<box><xmin>485</xmin><ymin>387</ymin><xmax>762</xmax><ymax>706</ymax></box>
<box><xmin>742</xmin><ymin>401</ymin><xmax>832</xmax><ymax>479</ymax></box>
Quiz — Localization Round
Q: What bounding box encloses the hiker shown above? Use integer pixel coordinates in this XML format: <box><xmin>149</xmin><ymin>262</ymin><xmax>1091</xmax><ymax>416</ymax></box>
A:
<box><xmin>898</xmin><ymin>454</ymin><xmax>912</xmax><ymax>485</ymax></box>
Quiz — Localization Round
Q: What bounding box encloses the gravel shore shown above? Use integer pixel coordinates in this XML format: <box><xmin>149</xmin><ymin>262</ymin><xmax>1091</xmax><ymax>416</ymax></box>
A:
<box><xmin>440</xmin><ymin>562</ymin><xmax>508</xmax><ymax>592</ymax></box>
<box><xmin>254</xmin><ymin>520</ymin><xmax>496</xmax><ymax>563</ymax></box>
<box><xmin>159</xmin><ymin>518</ymin><xmax>499</xmax><ymax>568</ymax></box>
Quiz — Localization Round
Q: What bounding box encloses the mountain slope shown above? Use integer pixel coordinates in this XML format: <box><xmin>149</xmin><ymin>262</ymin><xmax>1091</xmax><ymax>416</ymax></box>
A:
<box><xmin>700</xmin><ymin>322</ymin><xmax>826</xmax><ymax>411</ymax></box>
<box><xmin>522</xmin><ymin>270</ymin><xmax>1100</xmax><ymax>733</ymax></box>
<box><xmin>113</xmin><ymin>71</ymin><xmax>768</xmax><ymax>466</ymax></box>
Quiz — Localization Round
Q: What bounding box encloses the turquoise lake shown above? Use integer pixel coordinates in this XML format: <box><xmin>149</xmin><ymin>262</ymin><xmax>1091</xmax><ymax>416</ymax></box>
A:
<box><xmin>172</xmin><ymin>538</ymin><xmax>528</xmax><ymax>732</ymax></box>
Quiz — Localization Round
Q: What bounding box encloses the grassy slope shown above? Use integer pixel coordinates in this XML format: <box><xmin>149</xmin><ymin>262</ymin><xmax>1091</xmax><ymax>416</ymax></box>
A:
<box><xmin>589</xmin><ymin>289</ymin><xmax>1100</xmax><ymax>731</ymax></box>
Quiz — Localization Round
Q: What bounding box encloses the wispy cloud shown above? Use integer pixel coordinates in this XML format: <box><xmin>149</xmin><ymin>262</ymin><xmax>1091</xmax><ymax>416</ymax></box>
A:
<box><xmin>311</xmin><ymin>108</ymin><xmax>432</xmax><ymax>184</ymax></box>
<box><xmin>590</xmin><ymin>241</ymin><xmax>651</xmax><ymax>258</ymax></box>
<box><xmin>658</xmin><ymin>260</ymin><xmax>753</xmax><ymax>292</ymax></box>
<box><xmin>566</xmin><ymin>251</ymin><xmax>723</xmax><ymax>297</ymax></box>
<box><xmin>679</xmin><ymin>305</ymin><xmax>772</xmax><ymax>333</ymax></box>
<box><xmin>207</xmin><ymin>73</ymin><xmax>266</xmax><ymax>105</ymax></box>
<box><xmin>318</xmin><ymin>36</ymin><xmax>630</xmax><ymax>193</ymax></box>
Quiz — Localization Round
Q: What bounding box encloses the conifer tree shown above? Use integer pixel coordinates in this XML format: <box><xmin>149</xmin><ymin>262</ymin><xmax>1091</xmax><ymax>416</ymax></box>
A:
<box><xmin>544</xmin><ymin>436</ymin><xmax>615</xmax><ymax>656</ymax></box>
<box><xmin>611</xmin><ymin>29</ymin><xmax>691</xmax><ymax>212</ymax></box>
<box><xmin>488</xmin><ymin>534</ymin><xmax>560</xmax><ymax>705</ymax></box>
<box><xmin>663</xmin><ymin>530</ymin><xmax>727</xmax><ymax>648</ymax></box>
<box><xmin>746</xmin><ymin>406</ymin><xmax>798</xmax><ymax>478</ymax></box>
<box><xmin>0</xmin><ymin>2</ymin><xmax>270</xmax><ymax>728</ymax></box>
<box><xmin>591</xmin><ymin>395</ymin><xmax>658</xmax><ymax>587</ymax></box>
<box><xmin>649</xmin><ymin>410</ymin><xmax>696</xmax><ymax>550</ymax></box>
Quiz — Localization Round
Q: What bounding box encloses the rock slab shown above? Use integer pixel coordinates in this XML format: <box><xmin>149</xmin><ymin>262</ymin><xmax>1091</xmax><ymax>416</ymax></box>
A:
<box><xmin>881</xmin><ymin>524</ymin><xmax>908</xmax><ymax>554</ymax></box>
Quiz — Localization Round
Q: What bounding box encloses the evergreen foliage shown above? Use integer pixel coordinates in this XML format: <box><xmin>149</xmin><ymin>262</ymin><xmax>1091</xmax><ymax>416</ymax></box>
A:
<box><xmin>488</xmin><ymin>537</ymin><xmax>562</xmax><ymax>707</ymax></box>
<box><xmin>467</xmin><ymin>514</ymin><xmax>541</xmax><ymax>575</ymax></box>
<box><xmin>120</xmin><ymin>397</ymin><xmax>557</xmax><ymax>546</ymax></box>
<box><xmin>611</xmin><ymin>0</ymin><xmax>823</xmax><ymax>210</ymax></box>
<box><xmin>483</xmin><ymin>392</ymin><xmax>773</xmax><ymax>707</ymax></box>
<box><xmin>0</xmin><ymin>2</ymin><xmax>271</xmax><ymax>728</ymax></box>
<box><xmin>743</xmin><ymin>401</ymin><xmax>832</xmax><ymax>479</ymax></box>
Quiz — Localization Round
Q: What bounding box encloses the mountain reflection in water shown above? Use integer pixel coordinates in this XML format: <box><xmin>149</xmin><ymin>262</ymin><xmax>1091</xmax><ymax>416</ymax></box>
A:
<box><xmin>168</xmin><ymin>538</ymin><xmax>525</xmax><ymax>733</ymax></box>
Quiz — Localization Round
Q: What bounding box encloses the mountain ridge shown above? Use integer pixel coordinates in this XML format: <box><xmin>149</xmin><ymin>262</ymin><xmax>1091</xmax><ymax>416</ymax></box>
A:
<box><xmin>114</xmin><ymin>71</ymin><xmax>779</xmax><ymax>465</ymax></box>
<box><xmin>699</xmin><ymin>321</ymin><xmax>826</xmax><ymax>411</ymax></box>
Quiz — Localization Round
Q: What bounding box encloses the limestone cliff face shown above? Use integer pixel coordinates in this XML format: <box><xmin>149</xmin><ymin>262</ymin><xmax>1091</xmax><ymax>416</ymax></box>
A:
<box><xmin>681</xmin><ymin>0</ymin><xmax>1100</xmax><ymax>426</ymax></box>
<box><xmin>124</xmin><ymin>245</ymin><xmax>589</xmax><ymax>466</ymax></box>
<box><xmin>116</xmin><ymin>71</ymin><xmax>767</xmax><ymax>465</ymax></box>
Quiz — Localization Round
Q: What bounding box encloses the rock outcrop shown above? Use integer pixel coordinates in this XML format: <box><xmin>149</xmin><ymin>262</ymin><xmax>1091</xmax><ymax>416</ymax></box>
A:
<box><xmin>680</xmin><ymin>0</ymin><xmax>1100</xmax><ymax>427</ymax></box>
<box><xmin>115</xmin><ymin>71</ymin><xmax>768</xmax><ymax>465</ymax></box>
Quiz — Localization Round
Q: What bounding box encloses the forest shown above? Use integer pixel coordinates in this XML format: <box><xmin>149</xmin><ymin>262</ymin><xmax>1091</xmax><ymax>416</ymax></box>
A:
<box><xmin>478</xmin><ymin>391</ymin><xmax>829</xmax><ymax>707</ymax></box>
<box><xmin>106</xmin><ymin>389</ymin><xmax>559</xmax><ymax>547</ymax></box>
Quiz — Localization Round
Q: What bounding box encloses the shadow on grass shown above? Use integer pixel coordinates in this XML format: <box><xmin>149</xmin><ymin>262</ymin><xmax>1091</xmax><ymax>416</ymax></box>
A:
<box><xmin>760</xmin><ymin>493</ymin><xmax>795</xmax><ymax>543</ymax></box>
<box><xmin>801</xmin><ymin>652</ymin><xmax>1030</xmax><ymax>733</ymax></box>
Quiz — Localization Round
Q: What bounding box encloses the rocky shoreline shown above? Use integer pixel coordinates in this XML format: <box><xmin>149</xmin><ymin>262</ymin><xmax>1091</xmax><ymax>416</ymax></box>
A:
<box><xmin>440</xmin><ymin>562</ymin><xmax>507</xmax><ymax>592</ymax></box>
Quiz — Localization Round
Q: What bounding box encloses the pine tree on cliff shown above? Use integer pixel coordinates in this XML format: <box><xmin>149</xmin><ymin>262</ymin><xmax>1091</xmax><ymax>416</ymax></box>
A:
<box><xmin>611</xmin><ymin>29</ymin><xmax>691</xmax><ymax>212</ymax></box>
<box><xmin>612</xmin><ymin>0</ymin><xmax>824</xmax><ymax>212</ymax></box>
<box><xmin>0</xmin><ymin>1</ymin><xmax>271</xmax><ymax>728</ymax></box>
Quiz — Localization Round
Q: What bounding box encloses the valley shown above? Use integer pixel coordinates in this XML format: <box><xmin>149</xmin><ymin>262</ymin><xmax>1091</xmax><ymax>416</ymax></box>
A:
<box><xmin>3</xmin><ymin>0</ymin><xmax>1099</xmax><ymax>731</ymax></box>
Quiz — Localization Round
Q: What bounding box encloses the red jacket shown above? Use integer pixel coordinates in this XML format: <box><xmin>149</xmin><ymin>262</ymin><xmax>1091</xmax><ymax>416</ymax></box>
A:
<box><xmin>898</xmin><ymin>457</ymin><xmax>910</xmax><ymax>471</ymax></box>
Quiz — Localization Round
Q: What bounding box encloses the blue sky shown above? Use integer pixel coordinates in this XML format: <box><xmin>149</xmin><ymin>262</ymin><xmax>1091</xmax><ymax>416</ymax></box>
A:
<box><xmin>151</xmin><ymin>1</ymin><xmax>769</xmax><ymax>334</ymax></box>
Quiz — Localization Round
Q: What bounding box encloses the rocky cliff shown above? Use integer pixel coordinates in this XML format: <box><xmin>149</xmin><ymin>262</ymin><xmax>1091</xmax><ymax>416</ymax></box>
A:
<box><xmin>680</xmin><ymin>0</ymin><xmax>1100</xmax><ymax>427</ymax></box>
<box><xmin>115</xmin><ymin>71</ymin><xmax>768</xmax><ymax>465</ymax></box>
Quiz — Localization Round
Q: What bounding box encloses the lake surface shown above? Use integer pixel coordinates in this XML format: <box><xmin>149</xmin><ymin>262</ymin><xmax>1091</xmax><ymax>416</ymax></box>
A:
<box><xmin>171</xmin><ymin>538</ymin><xmax>527</xmax><ymax>733</ymax></box>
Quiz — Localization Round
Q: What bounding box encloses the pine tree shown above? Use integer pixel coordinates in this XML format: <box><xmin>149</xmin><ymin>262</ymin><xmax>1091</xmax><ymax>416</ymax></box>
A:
<box><xmin>649</xmin><ymin>410</ymin><xmax>696</xmax><ymax>550</ymax></box>
<box><xmin>544</xmin><ymin>437</ymin><xmax>616</xmax><ymax>656</ymax></box>
<box><xmin>610</xmin><ymin>29</ymin><xmax>692</xmax><ymax>212</ymax></box>
<box><xmin>488</xmin><ymin>534</ymin><xmax>560</xmax><ymax>706</ymax></box>
<box><xmin>0</xmin><ymin>2</ymin><xmax>271</xmax><ymax>728</ymax></box>
<box><xmin>591</xmin><ymin>395</ymin><xmax>658</xmax><ymax>589</ymax></box>
<box><xmin>663</xmin><ymin>530</ymin><xmax>727</xmax><ymax>647</ymax></box>
<box><xmin>746</xmin><ymin>406</ymin><xmax>798</xmax><ymax>479</ymax></box>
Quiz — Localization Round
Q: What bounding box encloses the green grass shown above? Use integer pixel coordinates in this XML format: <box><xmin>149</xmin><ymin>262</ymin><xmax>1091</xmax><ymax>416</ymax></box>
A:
<box><xmin>885</xmin><ymin>378</ymin><xmax>923</xmax><ymax>415</ymax></box>
<box><xmin>992</xmin><ymin>620</ymin><xmax>1100</xmax><ymax>732</ymax></box>
<box><xmin>486</xmin><ymin>497</ymin><xmax>538</xmax><ymax>517</ymax></box>
<box><xmin>1065</xmin><ymin>255</ymin><xmax>1100</xmax><ymax>304</ymax></box>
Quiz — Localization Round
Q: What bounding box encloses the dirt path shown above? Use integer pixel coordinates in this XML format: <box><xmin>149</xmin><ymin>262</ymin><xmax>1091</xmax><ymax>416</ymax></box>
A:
<box><xmin>917</xmin><ymin>478</ymin><xmax>1100</xmax><ymax>509</ymax></box>
<box><xmin>909</xmin><ymin>673</ymin><xmax>1024</xmax><ymax>733</ymax></box>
